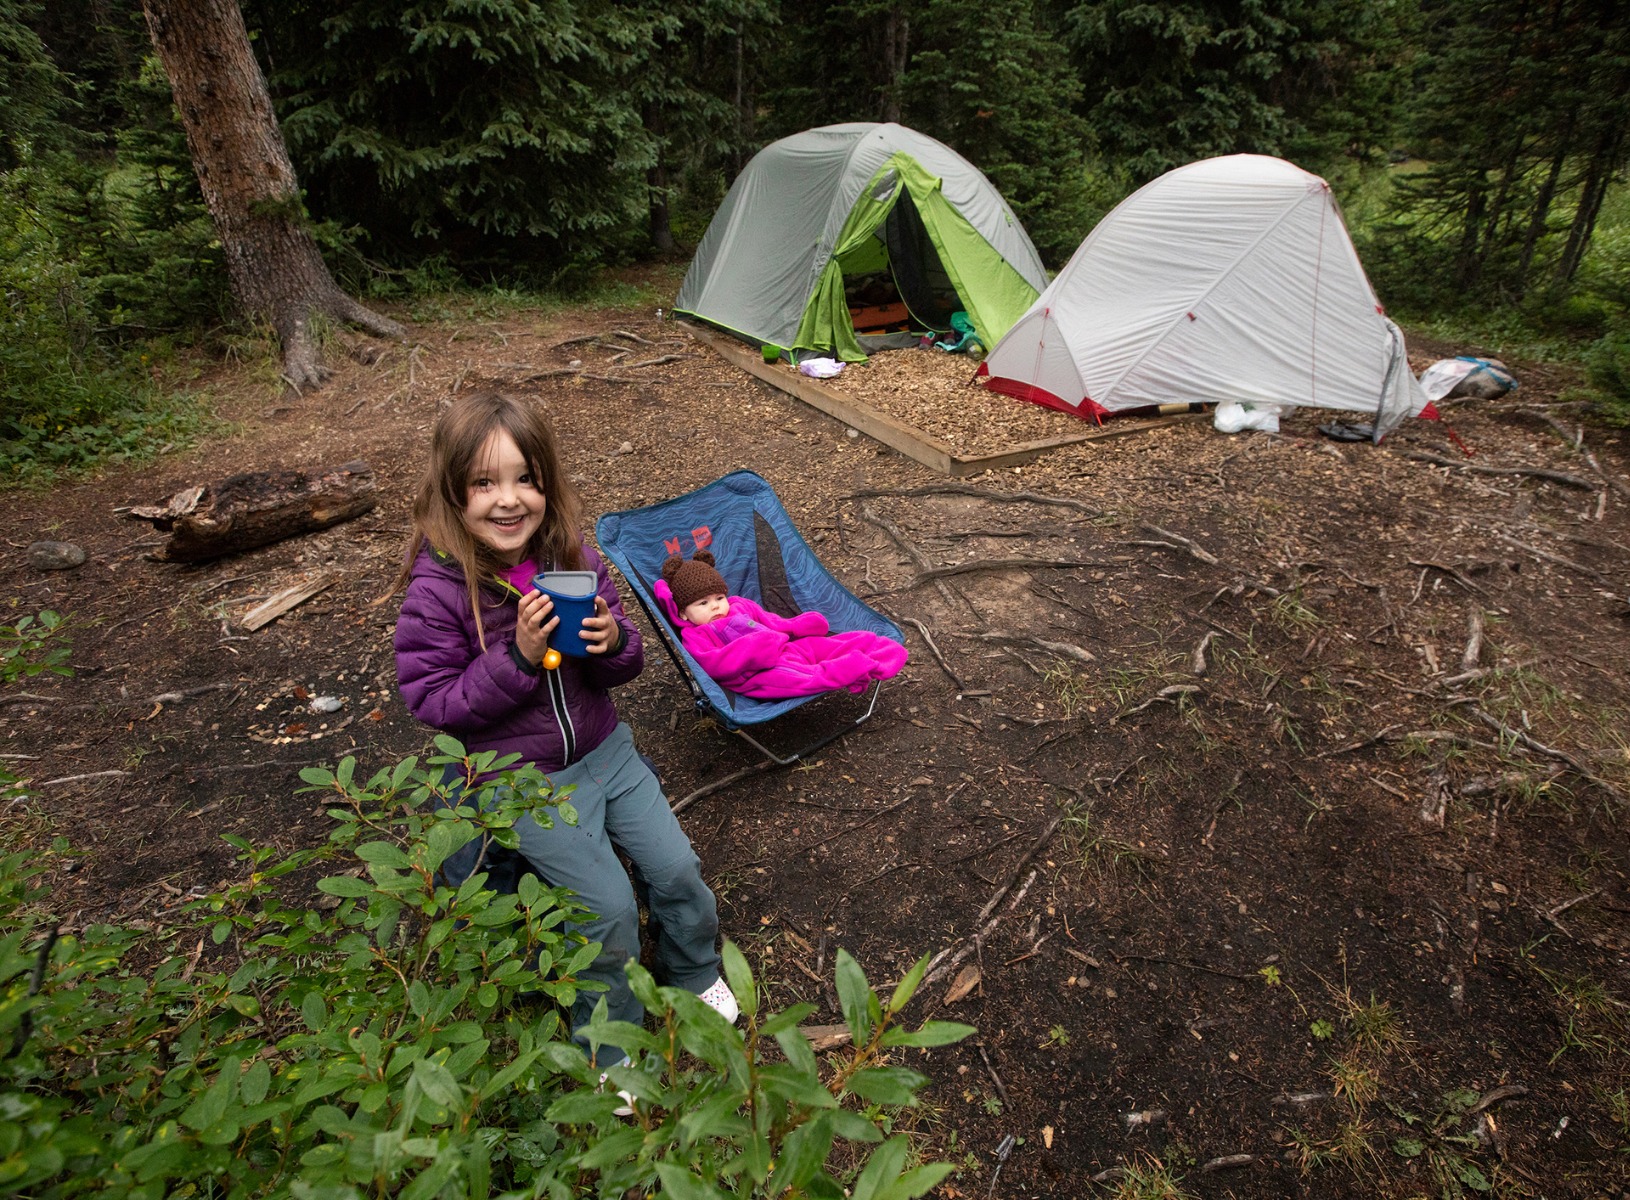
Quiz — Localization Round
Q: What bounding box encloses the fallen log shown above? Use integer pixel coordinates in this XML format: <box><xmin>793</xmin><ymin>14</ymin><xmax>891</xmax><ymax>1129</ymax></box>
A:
<box><xmin>123</xmin><ymin>462</ymin><xmax>377</xmax><ymax>562</ymax></box>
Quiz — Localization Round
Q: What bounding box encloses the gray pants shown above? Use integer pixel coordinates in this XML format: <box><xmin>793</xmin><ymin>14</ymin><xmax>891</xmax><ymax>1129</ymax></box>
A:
<box><xmin>441</xmin><ymin>722</ymin><xmax>721</xmax><ymax>1063</ymax></box>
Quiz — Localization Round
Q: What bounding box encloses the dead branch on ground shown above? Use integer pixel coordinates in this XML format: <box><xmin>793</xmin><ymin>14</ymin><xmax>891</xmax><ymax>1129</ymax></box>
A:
<box><xmin>1112</xmin><ymin>683</ymin><xmax>1203</xmax><ymax>723</ymax></box>
<box><xmin>846</xmin><ymin>483</ymin><xmax>1100</xmax><ymax>517</ymax></box>
<box><xmin>1398</xmin><ymin>449</ymin><xmax>1596</xmax><ymax>490</ymax></box>
<box><xmin>958</xmin><ymin>629</ymin><xmax>1095</xmax><ymax>664</ymax></box>
<box><xmin>1462</xmin><ymin>606</ymin><xmax>1487</xmax><ymax>672</ymax></box>
<box><xmin>904</xmin><ymin>557</ymin><xmax>1113</xmax><ymax>588</ymax></box>
<box><xmin>1469</xmin><ymin>707</ymin><xmax>1627</xmax><ymax>807</ymax></box>
<box><xmin>858</xmin><ymin>504</ymin><xmax>980</xmax><ymax>620</ymax></box>
<box><xmin>1191</xmin><ymin>630</ymin><xmax>1218</xmax><ymax>676</ymax></box>
<box><xmin>899</xmin><ymin>616</ymin><xmax>963</xmax><ymax>689</ymax></box>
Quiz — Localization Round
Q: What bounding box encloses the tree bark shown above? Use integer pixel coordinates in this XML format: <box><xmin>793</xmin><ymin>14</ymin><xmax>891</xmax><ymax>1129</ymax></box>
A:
<box><xmin>644</xmin><ymin>102</ymin><xmax>676</xmax><ymax>257</ymax></box>
<box><xmin>126</xmin><ymin>462</ymin><xmax>377</xmax><ymax>562</ymax></box>
<box><xmin>140</xmin><ymin>0</ymin><xmax>405</xmax><ymax>390</ymax></box>
<box><xmin>879</xmin><ymin>7</ymin><xmax>908</xmax><ymax>124</ymax></box>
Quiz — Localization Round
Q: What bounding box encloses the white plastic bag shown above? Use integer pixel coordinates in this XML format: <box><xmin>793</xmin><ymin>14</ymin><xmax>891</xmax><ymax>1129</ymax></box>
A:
<box><xmin>797</xmin><ymin>357</ymin><xmax>845</xmax><ymax>379</ymax></box>
<box><xmin>1213</xmin><ymin>400</ymin><xmax>1284</xmax><ymax>434</ymax></box>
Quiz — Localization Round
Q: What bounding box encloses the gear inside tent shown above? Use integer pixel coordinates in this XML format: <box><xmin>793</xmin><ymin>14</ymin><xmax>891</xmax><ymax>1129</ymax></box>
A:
<box><xmin>674</xmin><ymin>123</ymin><xmax>1049</xmax><ymax>364</ymax></box>
<box><xmin>977</xmin><ymin>154</ymin><xmax>1430</xmax><ymax>442</ymax></box>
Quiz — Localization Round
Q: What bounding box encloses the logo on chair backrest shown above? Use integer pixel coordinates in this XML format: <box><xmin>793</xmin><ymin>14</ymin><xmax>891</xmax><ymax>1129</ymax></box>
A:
<box><xmin>662</xmin><ymin>526</ymin><xmax>713</xmax><ymax>557</ymax></box>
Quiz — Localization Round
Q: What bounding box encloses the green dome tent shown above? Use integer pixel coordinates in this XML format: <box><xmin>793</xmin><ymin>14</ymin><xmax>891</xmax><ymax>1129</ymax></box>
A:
<box><xmin>674</xmin><ymin>123</ymin><xmax>1048</xmax><ymax>363</ymax></box>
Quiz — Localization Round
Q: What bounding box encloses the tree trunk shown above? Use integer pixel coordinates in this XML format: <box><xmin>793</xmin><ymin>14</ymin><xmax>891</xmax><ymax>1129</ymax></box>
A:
<box><xmin>140</xmin><ymin>0</ymin><xmax>404</xmax><ymax>390</ymax></box>
<box><xmin>644</xmin><ymin>102</ymin><xmax>675</xmax><ymax>257</ymax></box>
<box><xmin>1515</xmin><ymin>129</ymin><xmax>1571</xmax><ymax>288</ymax></box>
<box><xmin>879</xmin><ymin>7</ymin><xmax>908</xmax><ymax>124</ymax></box>
<box><xmin>125</xmin><ymin>461</ymin><xmax>377</xmax><ymax>562</ymax></box>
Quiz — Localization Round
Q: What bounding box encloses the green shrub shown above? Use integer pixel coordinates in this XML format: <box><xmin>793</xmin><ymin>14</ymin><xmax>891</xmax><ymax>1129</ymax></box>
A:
<box><xmin>1</xmin><ymin>737</ymin><xmax>972</xmax><ymax>1197</ymax></box>
<box><xmin>0</xmin><ymin>609</ymin><xmax>69</xmax><ymax>685</ymax></box>
<box><xmin>0</xmin><ymin>162</ymin><xmax>212</xmax><ymax>484</ymax></box>
<box><xmin>1586</xmin><ymin>326</ymin><xmax>1630</xmax><ymax>426</ymax></box>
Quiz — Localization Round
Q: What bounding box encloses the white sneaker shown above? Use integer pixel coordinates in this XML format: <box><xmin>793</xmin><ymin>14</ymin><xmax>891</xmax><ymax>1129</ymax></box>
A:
<box><xmin>597</xmin><ymin>1055</ymin><xmax>636</xmax><ymax>1116</ymax></box>
<box><xmin>698</xmin><ymin>976</ymin><xmax>740</xmax><ymax>1024</ymax></box>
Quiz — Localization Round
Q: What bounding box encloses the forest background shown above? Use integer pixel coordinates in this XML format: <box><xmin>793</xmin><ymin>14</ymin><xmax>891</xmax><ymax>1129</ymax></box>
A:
<box><xmin>3</xmin><ymin>0</ymin><xmax>1630</xmax><ymax>479</ymax></box>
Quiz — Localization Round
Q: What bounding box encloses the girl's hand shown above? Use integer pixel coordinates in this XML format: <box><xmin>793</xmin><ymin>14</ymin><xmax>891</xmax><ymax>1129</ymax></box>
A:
<box><xmin>515</xmin><ymin>589</ymin><xmax>558</xmax><ymax>665</ymax></box>
<box><xmin>580</xmin><ymin>596</ymin><xmax>620</xmax><ymax>655</ymax></box>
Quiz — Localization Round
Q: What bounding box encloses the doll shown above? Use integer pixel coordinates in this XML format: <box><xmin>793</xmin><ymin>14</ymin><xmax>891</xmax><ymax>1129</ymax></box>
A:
<box><xmin>656</xmin><ymin>551</ymin><xmax>906</xmax><ymax>699</ymax></box>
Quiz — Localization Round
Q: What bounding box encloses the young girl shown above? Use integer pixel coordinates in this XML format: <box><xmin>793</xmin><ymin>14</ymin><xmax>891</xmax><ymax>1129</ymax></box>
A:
<box><xmin>391</xmin><ymin>391</ymin><xmax>736</xmax><ymax>1071</ymax></box>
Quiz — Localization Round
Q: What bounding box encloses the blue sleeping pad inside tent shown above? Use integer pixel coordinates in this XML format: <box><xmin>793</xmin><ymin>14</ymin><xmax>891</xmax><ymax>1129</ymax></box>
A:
<box><xmin>596</xmin><ymin>470</ymin><xmax>904</xmax><ymax>761</ymax></box>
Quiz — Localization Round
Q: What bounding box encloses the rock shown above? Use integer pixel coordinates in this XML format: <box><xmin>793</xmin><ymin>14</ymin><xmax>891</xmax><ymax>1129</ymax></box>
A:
<box><xmin>28</xmin><ymin>541</ymin><xmax>86</xmax><ymax>571</ymax></box>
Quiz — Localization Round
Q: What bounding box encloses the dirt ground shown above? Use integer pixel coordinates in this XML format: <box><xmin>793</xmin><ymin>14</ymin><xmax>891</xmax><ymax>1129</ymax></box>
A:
<box><xmin>4</xmin><ymin>283</ymin><xmax>1630</xmax><ymax>1198</ymax></box>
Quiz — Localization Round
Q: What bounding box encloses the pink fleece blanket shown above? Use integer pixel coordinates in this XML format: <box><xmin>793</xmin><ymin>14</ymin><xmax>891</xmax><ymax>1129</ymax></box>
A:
<box><xmin>654</xmin><ymin>583</ymin><xmax>907</xmax><ymax>699</ymax></box>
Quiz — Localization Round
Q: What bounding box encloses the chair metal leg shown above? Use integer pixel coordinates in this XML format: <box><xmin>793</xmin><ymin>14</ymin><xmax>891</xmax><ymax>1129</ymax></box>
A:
<box><xmin>729</xmin><ymin>680</ymin><xmax>884</xmax><ymax>765</ymax></box>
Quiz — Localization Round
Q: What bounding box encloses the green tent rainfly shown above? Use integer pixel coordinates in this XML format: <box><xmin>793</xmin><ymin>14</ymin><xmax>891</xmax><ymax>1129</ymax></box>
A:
<box><xmin>675</xmin><ymin>123</ymin><xmax>1049</xmax><ymax>363</ymax></box>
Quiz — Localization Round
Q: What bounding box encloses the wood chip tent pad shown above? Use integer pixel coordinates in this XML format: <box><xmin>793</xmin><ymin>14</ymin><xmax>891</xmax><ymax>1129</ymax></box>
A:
<box><xmin>596</xmin><ymin>471</ymin><xmax>905</xmax><ymax>765</ymax></box>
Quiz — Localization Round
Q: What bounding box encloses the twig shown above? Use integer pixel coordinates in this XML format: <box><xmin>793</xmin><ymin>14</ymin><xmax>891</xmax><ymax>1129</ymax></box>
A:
<box><xmin>1112</xmin><ymin>952</ymin><xmax>1251</xmax><ymax>980</ymax></box>
<box><xmin>611</xmin><ymin>328</ymin><xmax>654</xmax><ymax>345</ymax></box>
<box><xmin>1202</xmin><ymin>768</ymin><xmax>1245</xmax><ymax>847</ymax></box>
<box><xmin>786</xmin><ymin>793</ymin><xmax>915</xmax><ymax>857</ymax></box>
<box><xmin>1469</xmin><ymin>706</ymin><xmax>1627</xmax><ymax>806</ymax></box>
<box><xmin>975</xmin><ymin>814</ymin><xmax>1065</xmax><ymax>923</ymax></box>
<box><xmin>1316</xmin><ymin>725</ymin><xmax>1403</xmax><ymax>759</ymax></box>
<box><xmin>846</xmin><ymin>483</ymin><xmax>1100</xmax><ymax>517</ymax></box>
<box><xmin>1461</xmin><ymin>606</ymin><xmax>1486</xmax><ymax>672</ymax></box>
<box><xmin>1406</xmin><ymin>560</ymin><xmax>1487</xmax><ymax>597</ymax></box>
<box><xmin>1547</xmin><ymin>889</ymin><xmax>1603</xmax><ymax>920</ymax></box>
<box><xmin>977</xmin><ymin>1043</ymin><xmax>1010</xmax><ymax>1108</ymax></box>
<box><xmin>671</xmin><ymin>760</ymin><xmax>781</xmax><ymax>814</ymax></box>
<box><xmin>905</xmin><ymin>557</ymin><xmax>1111</xmax><ymax>586</ymax></box>
<box><xmin>38</xmin><ymin>770</ymin><xmax>129</xmax><ymax>786</ymax></box>
<box><xmin>623</xmin><ymin>353</ymin><xmax>694</xmax><ymax>369</ymax></box>
<box><xmin>1112</xmin><ymin>684</ymin><xmax>1202</xmax><ymax>722</ymax></box>
<box><xmin>1467</xmin><ymin>1084</ymin><xmax>1528</xmax><ymax>1116</ymax></box>
<box><xmin>1190</xmin><ymin>630</ymin><xmax>1218</xmax><ymax>676</ymax></box>
<box><xmin>1132</xmin><ymin>523</ymin><xmax>1220</xmax><ymax>565</ymax></box>
<box><xmin>1492</xmin><ymin>531</ymin><xmax>1605</xmax><ymax>581</ymax></box>
<box><xmin>1398</xmin><ymin>449</ymin><xmax>1595</xmax><ymax>490</ymax></box>
<box><xmin>859</xmin><ymin>503</ymin><xmax>979</xmax><ymax>620</ymax></box>
<box><xmin>960</xmin><ymin>630</ymin><xmax>1094</xmax><ymax>664</ymax></box>
<box><xmin>923</xmin><ymin>869</ymin><xmax>1038</xmax><ymax>985</ymax></box>
<box><xmin>900</xmin><ymin>616</ymin><xmax>963</xmax><ymax>689</ymax></box>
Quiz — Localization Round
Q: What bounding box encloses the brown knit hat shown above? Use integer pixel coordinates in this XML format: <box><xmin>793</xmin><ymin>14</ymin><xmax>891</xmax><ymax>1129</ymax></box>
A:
<box><xmin>661</xmin><ymin>550</ymin><xmax>728</xmax><ymax>613</ymax></box>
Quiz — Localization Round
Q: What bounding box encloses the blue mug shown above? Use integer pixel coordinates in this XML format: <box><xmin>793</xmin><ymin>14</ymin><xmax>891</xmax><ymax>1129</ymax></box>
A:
<box><xmin>532</xmin><ymin>571</ymin><xmax>598</xmax><ymax>658</ymax></box>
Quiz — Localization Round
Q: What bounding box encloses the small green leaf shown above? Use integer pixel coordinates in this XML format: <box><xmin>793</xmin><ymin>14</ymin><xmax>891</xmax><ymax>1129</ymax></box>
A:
<box><xmin>1393</xmin><ymin>1136</ymin><xmax>1425</xmax><ymax>1158</ymax></box>
<box><xmin>1310</xmin><ymin>1018</ymin><xmax>1334</xmax><ymax>1040</ymax></box>
<box><xmin>412</xmin><ymin>1058</ymin><xmax>462</xmax><ymax>1110</ymax></box>
<box><xmin>316</xmin><ymin>876</ymin><xmax>372</xmax><ymax>898</ymax></box>
<box><xmin>834</xmin><ymin>949</ymin><xmax>872</xmax><ymax>1046</ymax></box>
<box><xmin>880</xmin><ymin>1020</ymin><xmax>975</xmax><ymax>1048</ymax></box>
<box><xmin>653</xmin><ymin>1161</ymin><xmax>731</xmax><ymax>1200</ymax></box>
<box><xmin>844</xmin><ymin>1066</ymin><xmax>928</xmax><ymax>1106</ymax></box>
<box><xmin>887</xmin><ymin>953</ymin><xmax>930</xmax><ymax>1015</ymax></box>
<box><xmin>721</xmin><ymin>940</ymin><xmax>756</xmax><ymax>1021</ymax></box>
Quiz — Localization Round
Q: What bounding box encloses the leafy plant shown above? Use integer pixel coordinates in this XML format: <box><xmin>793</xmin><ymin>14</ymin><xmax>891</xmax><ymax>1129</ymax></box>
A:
<box><xmin>0</xmin><ymin>609</ymin><xmax>70</xmax><ymax>684</ymax></box>
<box><xmin>0</xmin><ymin>739</ymin><xmax>973</xmax><ymax>1197</ymax></box>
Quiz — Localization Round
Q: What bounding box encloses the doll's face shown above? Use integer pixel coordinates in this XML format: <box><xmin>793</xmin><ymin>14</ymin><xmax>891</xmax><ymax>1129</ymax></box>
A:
<box><xmin>682</xmin><ymin>593</ymin><xmax>729</xmax><ymax>625</ymax></box>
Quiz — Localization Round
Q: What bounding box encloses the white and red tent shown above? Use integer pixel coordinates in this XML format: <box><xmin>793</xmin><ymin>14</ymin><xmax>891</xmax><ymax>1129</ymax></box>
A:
<box><xmin>978</xmin><ymin>154</ymin><xmax>1430</xmax><ymax>440</ymax></box>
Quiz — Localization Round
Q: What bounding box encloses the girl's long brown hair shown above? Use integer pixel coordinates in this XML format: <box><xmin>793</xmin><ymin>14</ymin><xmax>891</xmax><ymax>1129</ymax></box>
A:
<box><xmin>389</xmin><ymin>391</ymin><xmax>585</xmax><ymax>640</ymax></box>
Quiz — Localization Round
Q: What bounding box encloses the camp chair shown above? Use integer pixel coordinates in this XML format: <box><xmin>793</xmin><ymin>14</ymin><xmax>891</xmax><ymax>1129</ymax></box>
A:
<box><xmin>596</xmin><ymin>470</ymin><xmax>904</xmax><ymax>765</ymax></box>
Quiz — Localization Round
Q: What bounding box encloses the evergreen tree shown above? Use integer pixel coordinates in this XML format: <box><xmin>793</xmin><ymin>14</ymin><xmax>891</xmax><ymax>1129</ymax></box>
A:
<box><xmin>245</xmin><ymin>0</ymin><xmax>685</xmax><ymax>278</ymax></box>
<box><xmin>0</xmin><ymin>0</ymin><xmax>76</xmax><ymax>167</ymax></box>
<box><xmin>760</xmin><ymin>0</ymin><xmax>1095</xmax><ymax>266</ymax></box>
<box><xmin>1055</xmin><ymin>0</ymin><xmax>1405</xmax><ymax>183</ymax></box>
<box><xmin>1389</xmin><ymin>0</ymin><xmax>1630</xmax><ymax>301</ymax></box>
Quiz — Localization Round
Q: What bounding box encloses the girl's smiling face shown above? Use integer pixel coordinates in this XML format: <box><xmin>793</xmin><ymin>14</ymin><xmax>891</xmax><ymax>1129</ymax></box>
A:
<box><xmin>462</xmin><ymin>428</ymin><xmax>546</xmax><ymax>565</ymax></box>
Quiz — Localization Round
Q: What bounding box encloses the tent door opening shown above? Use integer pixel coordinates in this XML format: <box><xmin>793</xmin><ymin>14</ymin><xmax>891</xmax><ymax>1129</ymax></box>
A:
<box><xmin>882</xmin><ymin>190</ymin><xmax>960</xmax><ymax>332</ymax></box>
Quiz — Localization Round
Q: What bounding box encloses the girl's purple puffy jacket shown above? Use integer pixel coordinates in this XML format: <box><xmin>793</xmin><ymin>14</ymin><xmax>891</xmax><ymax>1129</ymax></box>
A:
<box><xmin>393</xmin><ymin>543</ymin><xmax>643</xmax><ymax>771</ymax></box>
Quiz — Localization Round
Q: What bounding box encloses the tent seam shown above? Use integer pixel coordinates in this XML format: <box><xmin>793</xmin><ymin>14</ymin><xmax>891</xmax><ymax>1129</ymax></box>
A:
<box><xmin>1096</xmin><ymin>185</ymin><xmax>1319</xmax><ymax>405</ymax></box>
